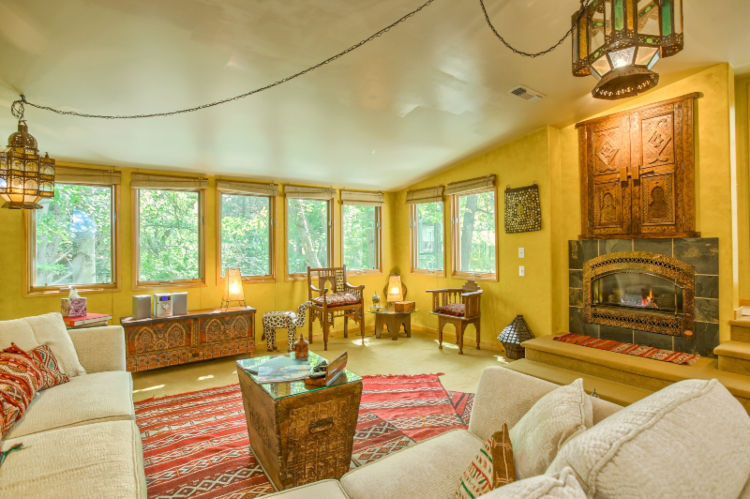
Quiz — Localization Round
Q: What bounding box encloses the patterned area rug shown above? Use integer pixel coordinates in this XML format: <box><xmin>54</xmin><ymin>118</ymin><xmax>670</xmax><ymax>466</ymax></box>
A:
<box><xmin>554</xmin><ymin>332</ymin><xmax>700</xmax><ymax>365</ymax></box>
<box><xmin>135</xmin><ymin>374</ymin><xmax>474</xmax><ymax>499</ymax></box>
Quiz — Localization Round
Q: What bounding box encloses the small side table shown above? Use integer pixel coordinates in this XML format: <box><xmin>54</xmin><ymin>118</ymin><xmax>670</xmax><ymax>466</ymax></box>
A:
<box><xmin>368</xmin><ymin>309</ymin><xmax>416</xmax><ymax>340</ymax></box>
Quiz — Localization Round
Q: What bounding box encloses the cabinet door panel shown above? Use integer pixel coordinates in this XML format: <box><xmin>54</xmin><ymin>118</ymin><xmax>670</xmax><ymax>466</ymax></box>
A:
<box><xmin>588</xmin><ymin>116</ymin><xmax>631</xmax><ymax>236</ymax></box>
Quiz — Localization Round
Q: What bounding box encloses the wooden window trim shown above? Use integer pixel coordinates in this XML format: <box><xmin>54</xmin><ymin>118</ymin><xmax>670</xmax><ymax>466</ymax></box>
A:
<box><xmin>24</xmin><ymin>183</ymin><xmax>122</xmax><ymax>297</ymax></box>
<box><xmin>132</xmin><ymin>188</ymin><xmax>207</xmax><ymax>290</ymax></box>
<box><xmin>284</xmin><ymin>197</ymin><xmax>334</xmax><ymax>281</ymax></box>
<box><xmin>216</xmin><ymin>192</ymin><xmax>276</xmax><ymax>284</ymax></box>
<box><xmin>409</xmin><ymin>201</ymin><xmax>446</xmax><ymax>277</ymax></box>
<box><xmin>340</xmin><ymin>203</ymin><xmax>383</xmax><ymax>276</ymax></box>
<box><xmin>450</xmin><ymin>186</ymin><xmax>499</xmax><ymax>281</ymax></box>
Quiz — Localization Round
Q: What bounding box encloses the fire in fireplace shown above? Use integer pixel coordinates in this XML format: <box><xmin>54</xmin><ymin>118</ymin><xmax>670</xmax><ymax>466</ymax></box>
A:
<box><xmin>592</xmin><ymin>272</ymin><xmax>684</xmax><ymax>314</ymax></box>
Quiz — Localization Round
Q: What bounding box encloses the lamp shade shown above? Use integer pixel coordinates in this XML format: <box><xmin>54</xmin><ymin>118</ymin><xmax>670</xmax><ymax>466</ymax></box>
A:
<box><xmin>222</xmin><ymin>268</ymin><xmax>245</xmax><ymax>302</ymax></box>
<box><xmin>0</xmin><ymin>122</ymin><xmax>55</xmax><ymax>209</ymax></box>
<box><xmin>386</xmin><ymin>274</ymin><xmax>404</xmax><ymax>303</ymax></box>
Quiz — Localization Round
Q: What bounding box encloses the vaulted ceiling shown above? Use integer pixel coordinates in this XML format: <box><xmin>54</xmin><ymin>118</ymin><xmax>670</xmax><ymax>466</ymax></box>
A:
<box><xmin>1</xmin><ymin>0</ymin><xmax>749</xmax><ymax>190</ymax></box>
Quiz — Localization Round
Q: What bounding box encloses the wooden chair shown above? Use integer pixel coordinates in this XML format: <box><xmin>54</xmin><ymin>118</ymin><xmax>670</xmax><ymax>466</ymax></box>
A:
<box><xmin>426</xmin><ymin>280</ymin><xmax>482</xmax><ymax>355</ymax></box>
<box><xmin>307</xmin><ymin>266</ymin><xmax>366</xmax><ymax>350</ymax></box>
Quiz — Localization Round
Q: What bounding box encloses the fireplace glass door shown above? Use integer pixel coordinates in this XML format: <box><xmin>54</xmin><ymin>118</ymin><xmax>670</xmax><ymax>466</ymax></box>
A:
<box><xmin>592</xmin><ymin>272</ymin><xmax>683</xmax><ymax>314</ymax></box>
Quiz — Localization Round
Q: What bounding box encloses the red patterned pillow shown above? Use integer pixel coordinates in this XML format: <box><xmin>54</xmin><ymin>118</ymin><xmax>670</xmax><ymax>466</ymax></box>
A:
<box><xmin>313</xmin><ymin>292</ymin><xmax>361</xmax><ymax>307</ymax></box>
<box><xmin>0</xmin><ymin>345</ymin><xmax>43</xmax><ymax>435</ymax></box>
<box><xmin>29</xmin><ymin>344</ymin><xmax>70</xmax><ymax>390</ymax></box>
<box><xmin>437</xmin><ymin>303</ymin><xmax>466</xmax><ymax>317</ymax></box>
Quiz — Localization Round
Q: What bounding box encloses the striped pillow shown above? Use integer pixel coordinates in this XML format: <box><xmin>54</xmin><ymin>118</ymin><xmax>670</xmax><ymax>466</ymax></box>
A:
<box><xmin>29</xmin><ymin>344</ymin><xmax>70</xmax><ymax>390</ymax></box>
<box><xmin>0</xmin><ymin>344</ymin><xmax>44</xmax><ymax>436</ymax></box>
<box><xmin>457</xmin><ymin>423</ymin><xmax>516</xmax><ymax>498</ymax></box>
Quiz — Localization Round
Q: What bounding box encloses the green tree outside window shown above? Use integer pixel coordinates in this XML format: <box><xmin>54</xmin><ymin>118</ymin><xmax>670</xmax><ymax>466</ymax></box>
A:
<box><xmin>458</xmin><ymin>191</ymin><xmax>496</xmax><ymax>274</ymax></box>
<box><xmin>287</xmin><ymin>198</ymin><xmax>329</xmax><ymax>274</ymax></box>
<box><xmin>415</xmin><ymin>201</ymin><xmax>444</xmax><ymax>271</ymax></box>
<box><xmin>343</xmin><ymin>205</ymin><xmax>379</xmax><ymax>271</ymax></box>
<box><xmin>220</xmin><ymin>194</ymin><xmax>271</xmax><ymax>276</ymax></box>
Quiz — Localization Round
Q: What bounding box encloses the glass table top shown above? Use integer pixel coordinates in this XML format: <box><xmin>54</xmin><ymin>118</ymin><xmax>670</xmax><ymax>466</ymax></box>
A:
<box><xmin>237</xmin><ymin>351</ymin><xmax>362</xmax><ymax>400</ymax></box>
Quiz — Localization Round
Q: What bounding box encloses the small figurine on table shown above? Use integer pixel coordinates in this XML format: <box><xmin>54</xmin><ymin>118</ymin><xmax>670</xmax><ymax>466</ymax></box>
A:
<box><xmin>294</xmin><ymin>333</ymin><xmax>309</xmax><ymax>361</ymax></box>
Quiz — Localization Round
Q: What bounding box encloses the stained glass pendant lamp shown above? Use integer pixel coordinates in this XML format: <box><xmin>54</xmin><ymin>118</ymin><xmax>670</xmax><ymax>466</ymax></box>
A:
<box><xmin>572</xmin><ymin>0</ymin><xmax>684</xmax><ymax>100</ymax></box>
<box><xmin>0</xmin><ymin>121</ymin><xmax>55</xmax><ymax>209</ymax></box>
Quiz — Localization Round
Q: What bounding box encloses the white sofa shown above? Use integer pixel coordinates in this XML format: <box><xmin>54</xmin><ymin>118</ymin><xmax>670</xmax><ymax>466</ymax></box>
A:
<box><xmin>0</xmin><ymin>313</ymin><xmax>145</xmax><ymax>499</ymax></box>
<box><xmin>263</xmin><ymin>367</ymin><xmax>750</xmax><ymax>499</ymax></box>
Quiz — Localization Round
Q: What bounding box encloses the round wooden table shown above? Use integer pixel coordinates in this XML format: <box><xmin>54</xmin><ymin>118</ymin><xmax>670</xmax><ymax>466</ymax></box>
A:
<box><xmin>369</xmin><ymin>308</ymin><xmax>416</xmax><ymax>340</ymax></box>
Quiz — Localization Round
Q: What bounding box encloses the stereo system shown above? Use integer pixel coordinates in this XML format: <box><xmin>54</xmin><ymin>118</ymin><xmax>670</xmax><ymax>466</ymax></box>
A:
<box><xmin>153</xmin><ymin>293</ymin><xmax>173</xmax><ymax>318</ymax></box>
<box><xmin>131</xmin><ymin>292</ymin><xmax>190</xmax><ymax>320</ymax></box>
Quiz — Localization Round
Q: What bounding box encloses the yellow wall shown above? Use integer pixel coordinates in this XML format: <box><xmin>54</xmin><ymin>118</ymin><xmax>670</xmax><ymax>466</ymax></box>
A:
<box><xmin>735</xmin><ymin>74</ymin><xmax>750</xmax><ymax>300</ymax></box>
<box><xmin>0</xmin><ymin>167</ymin><xmax>394</xmax><ymax>339</ymax></box>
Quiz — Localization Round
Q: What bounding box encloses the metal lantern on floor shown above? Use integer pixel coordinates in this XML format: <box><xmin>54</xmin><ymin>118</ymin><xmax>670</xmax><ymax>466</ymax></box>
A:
<box><xmin>0</xmin><ymin>121</ymin><xmax>55</xmax><ymax>209</ymax></box>
<box><xmin>572</xmin><ymin>0</ymin><xmax>684</xmax><ymax>100</ymax></box>
<box><xmin>498</xmin><ymin>315</ymin><xmax>535</xmax><ymax>360</ymax></box>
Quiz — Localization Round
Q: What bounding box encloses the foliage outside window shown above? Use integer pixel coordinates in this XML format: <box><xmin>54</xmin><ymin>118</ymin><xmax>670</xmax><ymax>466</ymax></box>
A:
<box><xmin>32</xmin><ymin>184</ymin><xmax>114</xmax><ymax>289</ymax></box>
<box><xmin>220</xmin><ymin>193</ymin><xmax>272</xmax><ymax>278</ymax></box>
<box><xmin>454</xmin><ymin>190</ymin><xmax>496</xmax><ymax>277</ymax></box>
<box><xmin>411</xmin><ymin>201</ymin><xmax>444</xmax><ymax>272</ymax></box>
<box><xmin>137</xmin><ymin>189</ymin><xmax>202</xmax><ymax>284</ymax></box>
<box><xmin>343</xmin><ymin>204</ymin><xmax>380</xmax><ymax>272</ymax></box>
<box><xmin>287</xmin><ymin>198</ymin><xmax>330</xmax><ymax>275</ymax></box>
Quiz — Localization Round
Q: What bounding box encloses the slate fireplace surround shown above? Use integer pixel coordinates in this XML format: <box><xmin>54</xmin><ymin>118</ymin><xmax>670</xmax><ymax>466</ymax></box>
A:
<box><xmin>569</xmin><ymin>238</ymin><xmax>719</xmax><ymax>358</ymax></box>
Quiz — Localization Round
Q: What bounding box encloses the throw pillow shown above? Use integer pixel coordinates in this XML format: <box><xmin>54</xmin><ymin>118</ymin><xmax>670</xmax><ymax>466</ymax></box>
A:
<box><xmin>509</xmin><ymin>378</ymin><xmax>592</xmax><ymax>479</ymax></box>
<box><xmin>29</xmin><ymin>344</ymin><xmax>70</xmax><ymax>390</ymax></box>
<box><xmin>546</xmin><ymin>379</ymin><xmax>750</xmax><ymax>499</ymax></box>
<box><xmin>457</xmin><ymin>423</ymin><xmax>516</xmax><ymax>498</ymax></box>
<box><xmin>481</xmin><ymin>467</ymin><xmax>586</xmax><ymax>499</ymax></box>
<box><xmin>0</xmin><ymin>345</ymin><xmax>44</xmax><ymax>436</ymax></box>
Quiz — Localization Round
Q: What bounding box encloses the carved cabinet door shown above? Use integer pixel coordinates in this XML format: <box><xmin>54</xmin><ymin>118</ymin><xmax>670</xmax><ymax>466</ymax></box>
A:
<box><xmin>578</xmin><ymin>93</ymin><xmax>698</xmax><ymax>239</ymax></box>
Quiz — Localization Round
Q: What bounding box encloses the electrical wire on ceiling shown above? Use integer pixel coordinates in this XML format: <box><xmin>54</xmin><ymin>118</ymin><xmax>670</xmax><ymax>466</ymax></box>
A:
<box><xmin>10</xmin><ymin>0</ymin><xmax>591</xmax><ymax>122</ymax></box>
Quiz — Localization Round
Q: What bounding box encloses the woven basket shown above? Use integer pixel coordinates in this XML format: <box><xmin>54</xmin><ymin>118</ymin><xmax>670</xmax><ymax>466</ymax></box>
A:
<box><xmin>498</xmin><ymin>315</ymin><xmax>534</xmax><ymax>360</ymax></box>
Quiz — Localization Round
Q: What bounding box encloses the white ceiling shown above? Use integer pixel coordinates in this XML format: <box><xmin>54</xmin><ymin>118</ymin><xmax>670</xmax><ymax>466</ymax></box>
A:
<box><xmin>1</xmin><ymin>0</ymin><xmax>749</xmax><ymax>190</ymax></box>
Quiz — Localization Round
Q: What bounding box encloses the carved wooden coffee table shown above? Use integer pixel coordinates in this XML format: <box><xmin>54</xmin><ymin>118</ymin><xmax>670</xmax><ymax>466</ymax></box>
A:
<box><xmin>236</xmin><ymin>352</ymin><xmax>362</xmax><ymax>491</ymax></box>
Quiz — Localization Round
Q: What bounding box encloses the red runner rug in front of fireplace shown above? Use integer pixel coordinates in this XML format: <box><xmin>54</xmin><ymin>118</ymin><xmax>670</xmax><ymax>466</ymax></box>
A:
<box><xmin>135</xmin><ymin>373</ymin><xmax>473</xmax><ymax>499</ymax></box>
<box><xmin>554</xmin><ymin>333</ymin><xmax>700</xmax><ymax>366</ymax></box>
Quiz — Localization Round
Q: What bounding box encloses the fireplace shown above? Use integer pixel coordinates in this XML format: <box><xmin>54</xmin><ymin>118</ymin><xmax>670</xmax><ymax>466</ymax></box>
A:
<box><xmin>583</xmin><ymin>251</ymin><xmax>695</xmax><ymax>338</ymax></box>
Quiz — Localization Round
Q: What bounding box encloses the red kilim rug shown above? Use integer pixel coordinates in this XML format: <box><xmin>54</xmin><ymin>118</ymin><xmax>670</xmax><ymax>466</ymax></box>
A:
<box><xmin>135</xmin><ymin>373</ymin><xmax>473</xmax><ymax>499</ymax></box>
<box><xmin>554</xmin><ymin>332</ymin><xmax>700</xmax><ymax>366</ymax></box>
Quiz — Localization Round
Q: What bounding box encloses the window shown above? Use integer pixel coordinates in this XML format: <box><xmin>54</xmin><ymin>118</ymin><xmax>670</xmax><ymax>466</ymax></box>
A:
<box><xmin>29</xmin><ymin>183</ymin><xmax>117</xmax><ymax>292</ymax></box>
<box><xmin>343</xmin><ymin>204</ymin><xmax>381</xmax><ymax>272</ymax></box>
<box><xmin>219</xmin><ymin>193</ymin><xmax>274</xmax><ymax>280</ymax></box>
<box><xmin>452</xmin><ymin>190</ymin><xmax>497</xmax><ymax>278</ymax></box>
<box><xmin>286</xmin><ymin>197</ymin><xmax>332</xmax><ymax>276</ymax></box>
<box><xmin>135</xmin><ymin>187</ymin><xmax>204</xmax><ymax>286</ymax></box>
<box><xmin>410</xmin><ymin>201</ymin><xmax>445</xmax><ymax>273</ymax></box>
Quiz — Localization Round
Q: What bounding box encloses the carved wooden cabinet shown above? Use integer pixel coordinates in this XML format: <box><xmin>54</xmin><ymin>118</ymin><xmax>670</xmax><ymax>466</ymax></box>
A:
<box><xmin>121</xmin><ymin>307</ymin><xmax>255</xmax><ymax>372</ymax></box>
<box><xmin>578</xmin><ymin>93</ymin><xmax>699</xmax><ymax>239</ymax></box>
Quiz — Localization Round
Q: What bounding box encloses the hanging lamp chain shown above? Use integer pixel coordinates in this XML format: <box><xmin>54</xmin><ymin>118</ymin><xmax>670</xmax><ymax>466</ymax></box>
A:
<box><xmin>11</xmin><ymin>0</ymin><xmax>591</xmax><ymax>120</ymax></box>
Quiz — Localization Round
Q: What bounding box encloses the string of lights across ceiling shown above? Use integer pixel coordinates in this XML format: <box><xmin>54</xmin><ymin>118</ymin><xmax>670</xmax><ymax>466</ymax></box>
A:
<box><xmin>12</xmin><ymin>0</ymin><xmax>593</xmax><ymax>122</ymax></box>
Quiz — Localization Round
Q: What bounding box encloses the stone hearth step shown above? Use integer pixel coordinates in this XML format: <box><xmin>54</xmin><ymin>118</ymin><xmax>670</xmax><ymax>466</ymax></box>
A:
<box><xmin>504</xmin><ymin>359</ymin><xmax>653</xmax><ymax>407</ymax></box>
<box><xmin>521</xmin><ymin>335</ymin><xmax>750</xmax><ymax>413</ymax></box>
<box><xmin>730</xmin><ymin>317</ymin><xmax>750</xmax><ymax>343</ymax></box>
<box><xmin>715</xmin><ymin>341</ymin><xmax>750</xmax><ymax>376</ymax></box>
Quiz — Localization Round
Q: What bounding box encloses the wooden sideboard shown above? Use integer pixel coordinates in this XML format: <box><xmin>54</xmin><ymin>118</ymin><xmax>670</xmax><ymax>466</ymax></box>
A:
<box><xmin>120</xmin><ymin>307</ymin><xmax>256</xmax><ymax>372</ymax></box>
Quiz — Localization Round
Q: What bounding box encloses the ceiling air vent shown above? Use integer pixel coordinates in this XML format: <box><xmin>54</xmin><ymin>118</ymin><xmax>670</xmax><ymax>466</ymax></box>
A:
<box><xmin>507</xmin><ymin>85</ymin><xmax>545</xmax><ymax>103</ymax></box>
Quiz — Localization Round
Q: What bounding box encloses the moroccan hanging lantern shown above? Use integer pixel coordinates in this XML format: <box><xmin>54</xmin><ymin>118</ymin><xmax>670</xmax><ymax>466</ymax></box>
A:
<box><xmin>0</xmin><ymin>120</ymin><xmax>55</xmax><ymax>209</ymax></box>
<box><xmin>572</xmin><ymin>0</ymin><xmax>684</xmax><ymax>100</ymax></box>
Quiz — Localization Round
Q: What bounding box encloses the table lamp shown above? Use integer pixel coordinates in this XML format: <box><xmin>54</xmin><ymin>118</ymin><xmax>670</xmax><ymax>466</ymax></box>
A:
<box><xmin>386</xmin><ymin>273</ymin><xmax>404</xmax><ymax>304</ymax></box>
<box><xmin>221</xmin><ymin>268</ymin><xmax>246</xmax><ymax>310</ymax></box>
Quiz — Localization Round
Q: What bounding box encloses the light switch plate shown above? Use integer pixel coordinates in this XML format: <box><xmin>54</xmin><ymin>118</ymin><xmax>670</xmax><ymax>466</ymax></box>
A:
<box><xmin>518</xmin><ymin>247</ymin><xmax>525</xmax><ymax>258</ymax></box>
<box><xmin>519</xmin><ymin>266</ymin><xmax>525</xmax><ymax>277</ymax></box>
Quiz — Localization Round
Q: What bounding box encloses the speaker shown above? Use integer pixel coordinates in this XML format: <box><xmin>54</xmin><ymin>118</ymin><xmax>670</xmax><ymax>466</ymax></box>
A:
<box><xmin>172</xmin><ymin>292</ymin><xmax>188</xmax><ymax>316</ymax></box>
<box><xmin>132</xmin><ymin>295</ymin><xmax>152</xmax><ymax>320</ymax></box>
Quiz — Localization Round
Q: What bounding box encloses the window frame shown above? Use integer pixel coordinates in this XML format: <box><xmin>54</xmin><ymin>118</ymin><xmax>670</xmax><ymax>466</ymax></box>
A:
<box><xmin>132</xmin><ymin>187</ymin><xmax>207</xmax><ymax>290</ymax></box>
<box><xmin>216</xmin><ymin>191</ymin><xmax>276</xmax><ymax>284</ymax></box>
<box><xmin>340</xmin><ymin>202</ymin><xmax>383</xmax><ymax>276</ymax></box>
<box><xmin>284</xmin><ymin>197</ymin><xmax>334</xmax><ymax>281</ymax></box>
<box><xmin>450</xmin><ymin>186</ymin><xmax>499</xmax><ymax>281</ymax></box>
<box><xmin>409</xmin><ymin>200</ymin><xmax>446</xmax><ymax>277</ymax></box>
<box><xmin>24</xmin><ymin>182</ymin><xmax>121</xmax><ymax>296</ymax></box>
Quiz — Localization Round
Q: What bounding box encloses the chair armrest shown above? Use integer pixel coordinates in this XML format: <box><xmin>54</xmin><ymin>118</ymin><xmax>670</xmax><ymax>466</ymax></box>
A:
<box><xmin>310</xmin><ymin>285</ymin><xmax>328</xmax><ymax>295</ymax></box>
<box><xmin>426</xmin><ymin>288</ymin><xmax>461</xmax><ymax>293</ymax></box>
<box><xmin>68</xmin><ymin>326</ymin><xmax>127</xmax><ymax>373</ymax></box>
<box><xmin>461</xmin><ymin>290</ymin><xmax>483</xmax><ymax>298</ymax></box>
<box><xmin>345</xmin><ymin>282</ymin><xmax>365</xmax><ymax>290</ymax></box>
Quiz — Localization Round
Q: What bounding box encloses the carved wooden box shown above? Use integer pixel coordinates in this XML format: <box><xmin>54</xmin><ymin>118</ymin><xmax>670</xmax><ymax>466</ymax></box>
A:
<box><xmin>577</xmin><ymin>93</ymin><xmax>699</xmax><ymax>239</ymax></box>
<box><xmin>121</xmin><ymin>307</ymin><xmax>255</xmax><ymax>372</ymax></box>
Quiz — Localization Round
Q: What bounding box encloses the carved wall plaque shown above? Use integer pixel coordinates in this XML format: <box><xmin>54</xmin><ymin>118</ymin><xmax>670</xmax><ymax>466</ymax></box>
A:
<box><xmin>577</xmin><ymin>93</ymin><xmax>699</xmax><ymax>239</ymax></box>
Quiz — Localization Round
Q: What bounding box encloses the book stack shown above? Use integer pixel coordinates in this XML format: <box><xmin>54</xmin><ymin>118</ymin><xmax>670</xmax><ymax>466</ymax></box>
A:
<box><xmin>63</xmin><ymin>313</ymin><xmax>113</xmax><ymax>329</ymax></box>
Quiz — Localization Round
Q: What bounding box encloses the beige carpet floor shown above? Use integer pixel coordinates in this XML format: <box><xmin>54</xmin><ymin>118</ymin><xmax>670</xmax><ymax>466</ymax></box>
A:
<box><xmin>132</xmin><ymin>329</ymin><xmax>511</xmax><ymax>402</ymax></box>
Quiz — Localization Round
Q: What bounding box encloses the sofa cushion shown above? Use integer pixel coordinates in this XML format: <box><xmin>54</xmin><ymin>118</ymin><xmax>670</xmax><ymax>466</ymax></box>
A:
<box><xmin>546</xmin><ymin>379</ymin><xmax>750</xmax><ymax>499</ymax></box>
<box><xmin>4</xmin><ymin>371</ymin><xmax>134</xmax><ymax>439</ymax></box>
<box><xmin>0</xmin><ymin>345</ymin><xmax>44</xmax><ymax>437</ymax></box>
<box><xmin>29</xmin><ymin>344</ymin><xmax>70</xmax><ymax>390</ymax></box>
<box><xmin>483</xmin><ymin>467</ymin><xmax>586</xmax><ymax>499</ymax></box>
<box><xmin>437</xmin><ymin>303</ymin><xmax>465</xmax><ymax>317</ymax></box>
<box><xmin>0</xmin><ymin>313</ymin><xmax>86</xmax><ymax>377</ymax></box>
<box><xmin>510</xmin><ymin>378</ymin><xmax>592</xmax><ymax>479</ymax></box>
<box><xmin>313</xmin><ymin>292</ymin><xmax>360</xmax><ymax>307</ymax></box>
<box><xmin>0</xmin><ymin>420</ymin><xmax>146</xmax><ymax>499</ymax></box>
<box><xmin>264</xmin><ymin>479</ymin><xmax>350</xmax><ymax>499</ymax></box>
<box><xmin>457</xmin><ymin>424</ymin><xmax>516</xmax><ymax>499</ymax></box>
<box><xmin>341</xmin><ymin>429</ymin><xmax>482</xmax><ymax>499</ymax></box>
